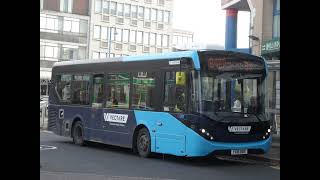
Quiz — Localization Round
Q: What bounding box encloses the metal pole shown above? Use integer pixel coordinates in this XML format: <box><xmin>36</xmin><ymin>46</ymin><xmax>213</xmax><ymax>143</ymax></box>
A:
<box><xmin>41</xmin><ymin>106</ymin><xmax>45</xmax><ymax>129</ymax></box>
<box><xmin>108</xmin><ymin>27</ymin><xmax>112</xmax><ymax>57</ymax></box>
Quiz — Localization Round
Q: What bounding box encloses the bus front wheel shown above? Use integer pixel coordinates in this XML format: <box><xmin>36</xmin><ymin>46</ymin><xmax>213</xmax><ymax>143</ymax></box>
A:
<box><xmin>136</xmin><ymin>128</ymin><xmax>151</xmax><ymax>158</ymax></box>
<box><xmin>72</xmin><ymin>121</ymin><xmax>85</xmax><ymax>146</ymax></box>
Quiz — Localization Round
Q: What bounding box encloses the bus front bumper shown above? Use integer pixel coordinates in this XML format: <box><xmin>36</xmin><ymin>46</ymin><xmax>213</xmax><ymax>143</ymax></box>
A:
<box><xmin>185</xmin><ymin>135</ymin><xmax>272</xmax><ymax>157</ymax></box>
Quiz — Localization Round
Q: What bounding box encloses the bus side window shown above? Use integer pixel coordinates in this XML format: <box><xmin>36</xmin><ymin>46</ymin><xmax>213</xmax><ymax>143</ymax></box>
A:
<box><xmin>132</xmin><ymin>72</ymin><xmax>156</xmax><ymax>110</ymax></box>
<box><xmin>71</xmin><ymin>74</ymin><xmax>90</xmax><ymax>105</ymax></box>
<box><xmin>92</xmin><ymin>74</ymin><xmax>105</xmax><ymax>108</ymax></box>
<box><xmin>56</xmin><ymin>74</ymin><xmax>72</xmax><ymax>104</ymax></box>
<box><xmin>106</xmin><ymin>72</ymin><xmax>130</xmax><ymax>109</ymax></box>
<box><xmin>163</xmin><ymin>71</ymin><xmax>187</xmax><ymax>113</ymax></box>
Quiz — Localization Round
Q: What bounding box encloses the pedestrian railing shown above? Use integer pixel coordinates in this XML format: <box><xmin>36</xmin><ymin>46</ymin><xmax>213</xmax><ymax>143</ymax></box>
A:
<box><xmin>40</xmin><ymin>106</ymin><xmax>48</xmax><ymax>130</ymax></box>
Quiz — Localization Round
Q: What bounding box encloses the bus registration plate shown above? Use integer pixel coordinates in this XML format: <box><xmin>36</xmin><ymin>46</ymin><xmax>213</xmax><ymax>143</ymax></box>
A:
<box><xmin>231</xmin><ymin>149</ymin><xmax>248</xmax><ymax>155</ymax></box>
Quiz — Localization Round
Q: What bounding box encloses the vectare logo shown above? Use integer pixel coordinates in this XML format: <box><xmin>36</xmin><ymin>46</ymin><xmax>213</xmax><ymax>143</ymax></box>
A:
<box><xmin>104</xmin><ymin>113</ymin><xmax>128</xmax><ymax>124</ymax></box>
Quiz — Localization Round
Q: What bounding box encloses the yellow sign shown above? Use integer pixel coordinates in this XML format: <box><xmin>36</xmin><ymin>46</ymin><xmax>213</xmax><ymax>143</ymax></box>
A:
<box><xmin>176</xmin><ymin>72</ymin><xmax>186</xmax><ymax>85</ymax></box>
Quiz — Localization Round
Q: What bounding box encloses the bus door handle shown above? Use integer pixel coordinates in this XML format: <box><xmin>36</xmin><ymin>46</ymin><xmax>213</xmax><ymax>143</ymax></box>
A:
<box><xmin>156</xmin><ymin>122</ymin><xmax>163</xmax><ymax>126</ymax></box>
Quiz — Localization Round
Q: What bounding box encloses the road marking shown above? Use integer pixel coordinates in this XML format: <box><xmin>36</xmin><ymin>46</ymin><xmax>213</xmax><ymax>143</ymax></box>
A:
<box><xmin>40</xmin><ymin>171</ymin><xmax>176</xmax><ymax>180</ymax></box>
<box><xmin>270</xmin><ymin>165</ymin><xmax>280</xmax><ymax>170</ymax></box>
<box><xmin>40</xmin><ymin>130</ymin><xmax>54</xmax><ymax>134</ymax></box>
<box><xmin>40</xmin><ymin>145</ymin><xmax>57</xmax><ymax>150</ymax></box>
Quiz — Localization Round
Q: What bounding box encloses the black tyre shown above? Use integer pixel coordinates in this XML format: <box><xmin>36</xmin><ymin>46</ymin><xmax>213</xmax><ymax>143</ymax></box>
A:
<box><xmin>136</xmin><ymin>128</ymin><xmax>151</xmax><ymax>158</ymax></box>
<box><xmin>72</xmin><ymin>121</ymin><xmax>85</xmax><ymax>146</ymax></box>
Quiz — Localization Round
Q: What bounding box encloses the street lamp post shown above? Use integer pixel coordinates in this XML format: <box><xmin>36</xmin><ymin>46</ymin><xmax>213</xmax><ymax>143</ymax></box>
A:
<box><xmin>248</xmin><ymin>35</ymin><xmax>260</xmax><ymax>55</ymax></box>
<box><xmin>108</xmin><ymin>26</ymin><xmax>117</xmax><ymax>58</ymax></box>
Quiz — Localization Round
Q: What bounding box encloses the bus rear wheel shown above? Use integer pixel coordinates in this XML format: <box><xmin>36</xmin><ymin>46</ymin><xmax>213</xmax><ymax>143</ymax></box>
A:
<box><xmin>72</xmin><ymin>121</ymin><xmax>85</xmax><ymax>146</ymax></box>
<box><xmin>136</xmin><ymin>128</ymin><xmax>151</xmax><ymax>158</ymax></box>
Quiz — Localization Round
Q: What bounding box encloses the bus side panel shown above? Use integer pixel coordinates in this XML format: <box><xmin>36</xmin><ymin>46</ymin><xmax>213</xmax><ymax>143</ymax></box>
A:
<box><xmin>134</xmin><ymin>111</ymin><xmax>188</xmax><ymax>156</ymax></box>
<box><xmin>57</xmin><ymin>106</ymin><xmax>91</xmax><ymax>139</ymax></box>
<box><xmin>99</xmin><ymin>109</ymin><xmax>137</xmax><ymax>149</ymax></box>
<box><xmin>48</xmin><ymin>105</ymin><xmax>61</xmax><ymax>135</ymax></box>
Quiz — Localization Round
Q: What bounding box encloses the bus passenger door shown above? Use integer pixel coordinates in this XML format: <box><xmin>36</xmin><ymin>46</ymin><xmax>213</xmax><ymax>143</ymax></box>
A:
<box><xmin>90</xmin><ymin>74</ymin><xmax>105</xmax><ymax>142</ymax></box>
<box><xmin>154</xmin><ymin>71</ymin><xmax>187</xmax><ymax>156</ymax></box>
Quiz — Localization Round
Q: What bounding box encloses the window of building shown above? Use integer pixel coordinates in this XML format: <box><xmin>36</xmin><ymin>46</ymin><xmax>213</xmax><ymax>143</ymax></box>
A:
<box><xmin>42</xmin><ymin>43</ymin><xmax>59</xmax><ymax>59</ymax></box>
<box><xmin>92</xmin><ymin>74</ymin><xmax>105</xmax><ymax>107</ymax></box>
<box><xmin>158</xmin><ymin>0</ymin><xmax>164</xmax><ymax>6</ymax></box>
<box><xmin>178</xmin><ymin>36</ymin><xmax>182</xmax><ymax>44</ymax></box>
<box><xmin>93</xmin><ymin>52</ymin><xmax>99</xmax><ymax>59</ymax></box>
<box><xmin>78</xmin><ymin>47</ymin><xmax>86</xmax><ymax>59</ymax></box>
<box><xmin>138</xmin><ymin>6</ymin><xmax>144</xmax><ymax>19</ymax></box>
<box><xmin>144</xmin><ymin>32</ymin><xmax>149</xmax><ymax>45</ymax></box>
<box><xmin>46</xmin><ymin>15</ymin><xmax>58</xmax><ymax>31</ymax></box>
<box><xmin>117</xmin><ymin>3</ymin><xmax>124</xmax><ymax>16</ymax></box>
<box><xmin>172</xmin><ymin>35</ymin><xmax>178</xmax><ymax>45</ymax></box>
<box><xmin>63</xmin><ymin>17</ymin><xmax>80</xmax><ymax>33</ymax></box>
<box><xmin>163</xmin><ymin>35</ymin><xmax>169</xmax><ymax>47</ymax></box>
<box><xmin>40</xmin><ymin>45</ymin><xmax>45</xmax><ymax>58</ymax></box>
<box><xmin>110</xmin><ymin>1</ymin><xmax>117</xmax><ymax>15</ymax></box>
<box><xmin>151</xmin><ymin>9</ymin><xmax>157</xmax><ymax>21</ymax></box>
<box><xmin>95</xmin><ymin>0</ymin><xmax>102</xmax><ymax>13</ymax></box>
<box><xmin>40</xmin><ymin>14</ymin><xmax>58</xmax><ymax>32</ymax></box>
<box><xmin>132</xmin><ymin>72</ymin><xmax>157</xmax><ymax>110</ymax></box>
<box><xmin>106</xmin><ymin>73</ymin><xmax>130</xmax><ymax>109</ymax></box>
<box><xmin>150</xmin><ymin>33</ymin><xmax>156</xmax><ymax>46</ymax></box>
<box><xmin>94</xmin><ymin>25</ymin><xmax>101</xmax><ymax>39</ymax></box>
<box><xmin>183</xmin><ymin>37</ymin><xmax>187</xmax><ymax>44</ymax></box>
<box><xmin>109</xmin><ymin>27</ymin><xmax>115</xmax><ymax>41</ymax></box>
<box><xmin>157</xmin><ymin>10</ymin><xmax>163</xmax><ymax>22</ymax></box>
<box><xmin>71</xmin><ymin>74</ymin><xmax>90</xmax><ymax>105</ymax></box>
<box><xmin>163</xmin><ymin>71</ymin><xmax>187</xmax><ymax>112</ymax></box>
<box><xmin>157</xmin><ymin>34</ymin><xmax>162</xmax><ymax>46</ymax></box>
<box><xmin>100</xmin><ymin>52</ymin><xmax>107</xmax><ymax>58</ymax></box>
<box><xmin>123</xmin><ymin>29</ymin><xmax>129</xmax><ymax>43</ymax></box>
<box><xmin>79</xmin><ymin>20</ymin><xmax>88</xmax><ymax>34</ymax></box>
<box><xmin>61</xmin><ymin>45</ymin><xmax>78</xmax><ymax>60</ymax></box>
<box><xmin>60</xmin><ymin>0</ymin><xmax>73</xmax><ymax>13</ymax></box>
<box><xmin>56</xmin><ymin>74</ymin><xmax>72</xmax><ymax>103</ymax></box>
<box><xmin>102</xmin><ymin>0</ymin><xmax>110</xmax><ymax>14</ymax></box>
<box><xmin>164</xmin><ymin>11</ymin><xmax>170</xmax><ymax>23</ymax></box>
<box><xmin>188</xmin><ymin>37</ymin><xmax>193</xmax><ymax>44</ymax></box>
<box><xmin>137</xmin><ymin>31</ymin><xmax>143</xmax><ymax>44</ymax></box>
<box><xmin>131</xmin><ymin>5</ymin><xmax>138</xmax><ymax>18</ymax></box>
<box><xmin>124</xmin><ymin>4</ymin><xmax>131</xmax><ymax>17</ymax></box>
<box><xmin>115</xmin><ymin>28</ymin><xmax>122</xmax><ymax>42</ymax></box>
<box><xmin>130</xmin><ymin>30</ymin><xmax>136</xmax><ymax>43</ymax></box>
<box><xmin>144</xmin><ymin>8</ymin><xmax>151</xmax><ymax>20</ymax></box>
<box><xmin>101</xmin><ymin>26</ymin><xmax>108</xmax><ymax>40</ymax></box>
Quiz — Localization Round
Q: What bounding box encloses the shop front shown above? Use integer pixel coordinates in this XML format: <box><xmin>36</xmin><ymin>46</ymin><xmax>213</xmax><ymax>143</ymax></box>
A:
<box><xmin>262</xmin><ymin>38</ymin><xmax>280</xmax><ymax>135</ymax></box>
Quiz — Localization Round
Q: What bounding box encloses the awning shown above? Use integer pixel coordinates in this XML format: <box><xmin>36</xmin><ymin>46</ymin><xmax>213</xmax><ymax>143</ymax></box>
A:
<box><xmin>40</xmin><ymin>70</ymin><xmax>51</xmax><ymax>80</ymax></box>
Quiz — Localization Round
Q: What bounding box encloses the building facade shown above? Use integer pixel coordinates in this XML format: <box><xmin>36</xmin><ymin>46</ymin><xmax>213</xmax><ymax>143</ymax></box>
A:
<box><xmin>171</xmin><ymin>28</ymin><xmax>193</xmax><ymax>51</ymax></box>
<box><xmin>221</xmin><ymin>0</ymin><xmax>280</xmax><ymax>135</ymax></box>
<box><xmin>89</xmin><ymin>0</ymin><xmax>174</xmax><ymax>58</ymax></box>
<box><xmin>40</xmin><ymin>0</ymin><xmax>91</xmax><ymax>96</ymax></box>
<box><xmin>40</xmin><ymin>0</ymin><xmax>174</xmax><ymax>96</ymax></box>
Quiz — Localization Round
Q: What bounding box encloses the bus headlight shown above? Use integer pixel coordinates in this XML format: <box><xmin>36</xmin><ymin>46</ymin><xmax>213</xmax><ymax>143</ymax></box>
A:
<box><xmin>267</xmin><ymin>128</ymin><xmax>271</xmax><ymax>133</ymax></box>
<box><xmin>199</xmin><ymin>129</ymin><xmax>214</xmax><ymax>141</ymax></box>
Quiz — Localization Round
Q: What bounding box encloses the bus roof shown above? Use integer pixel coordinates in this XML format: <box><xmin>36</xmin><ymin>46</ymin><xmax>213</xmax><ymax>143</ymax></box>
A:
<box><xmin>52</xmin><ymin>50</ymin><xmax>264</xmax><ymax>72</ymax></box>
<box><xmin>53</xmin><ymin>50</ymin><xmax>201</xmax><ymax>70</ymax></box>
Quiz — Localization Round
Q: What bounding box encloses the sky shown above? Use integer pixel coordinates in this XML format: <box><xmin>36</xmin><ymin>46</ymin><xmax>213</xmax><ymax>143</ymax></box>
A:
<box><xmin>172</xmin><ymin>0</ymin><xmax>250</xmax><ymax>48</ymax></box>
